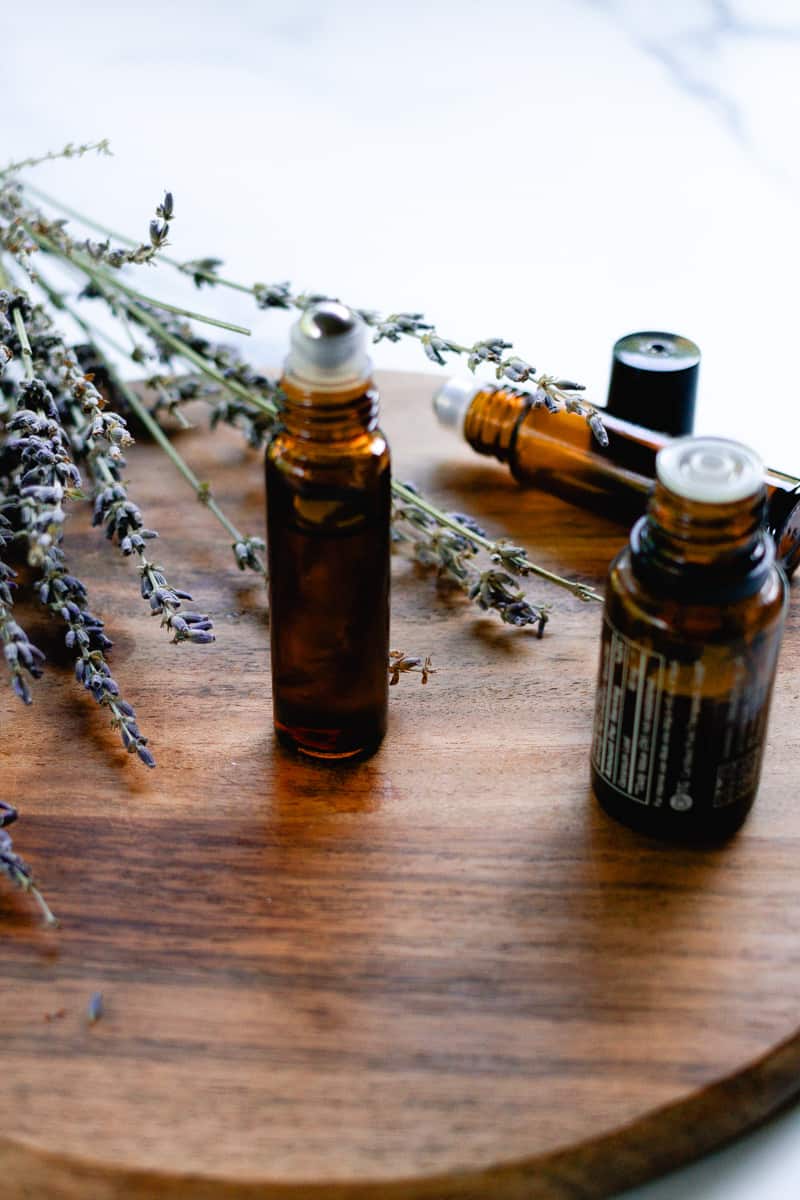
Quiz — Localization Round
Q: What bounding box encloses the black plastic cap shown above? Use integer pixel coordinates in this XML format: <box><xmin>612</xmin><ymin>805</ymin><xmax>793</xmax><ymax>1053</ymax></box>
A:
<box><xmin>606</xmin><ymin>331</ymin><xmax>701</xmax><ymax>437</ymax></box>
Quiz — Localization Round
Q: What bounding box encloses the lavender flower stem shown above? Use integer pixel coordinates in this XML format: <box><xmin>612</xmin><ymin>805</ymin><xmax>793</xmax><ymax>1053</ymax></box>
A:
<box><xmin>29</xmin><ymin>219</ymin><xmax>596</xmax><ymax>604</ymax></box>
<box><xmin>392</xmin><ymin>481</ymin><xmax>603</xmax><ymax>603</ymax></box>
<box><xmin>68</xmin><ymin>313</ymin><xmax>265</xmax><ymax>571</ymax></box>
<box><xmin>112</xmin><ymin>288</ymin><xmax>271</xmax><ymax>414</ymax></box>
<box><xmin>105</xmin><ymin>292</ymin><xmax>596</xmax><ymax>603</ymax></box>
<box><xmin>80</xmin><ymin>262</ymin><xmax>253</xmax><ymax>337</ymax></box>
<box><xmin>12</xmin><ymin>307</ymin><xmax>34</xmax><ymax>382</ymax></box>
<box><xmin>25</xmin><ymin>181</ymin><xmax>257</xmax><ymax>293</ymax></box>
<box><xmin>22</xmin><ymin>184</ymin><xmax>601</xmax><ymax>432</ymax></box>
<box><xmin>29</xmin><ymin>228</ymin><xmax>252</xmax><ymax>337</ymax></box>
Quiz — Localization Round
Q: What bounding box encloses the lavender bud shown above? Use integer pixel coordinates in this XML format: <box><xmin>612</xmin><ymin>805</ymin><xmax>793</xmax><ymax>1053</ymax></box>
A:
<box><xmin>12</xmin><ymin>674</ymin><xmax>32</xmax><ymax>705</ymax></box>
<box><xmin>588</xmin><ymin>413</ymin><xmax>609</xmax><ymax>447</ymax></box>
<box><xmin>137</xmin><ymin>745</ymin><xmax>156</xmax><ymax>768</ymax></box>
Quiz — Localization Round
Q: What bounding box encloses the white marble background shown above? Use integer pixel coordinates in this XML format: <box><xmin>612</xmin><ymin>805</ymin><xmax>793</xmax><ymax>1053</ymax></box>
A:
<box><xmin>6</xmin><ymin>2</ymin><xmax>800</xmax><ymax>1195</ymax></box>
<box><xmin>6</xmin><ymin>0</ymin><xmax>800</xmax><ymax>467</ymax></box>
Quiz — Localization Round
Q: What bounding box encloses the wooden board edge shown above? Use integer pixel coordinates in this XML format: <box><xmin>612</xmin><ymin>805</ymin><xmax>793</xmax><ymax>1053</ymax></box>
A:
<box><xmin>4</xmin><ymin>1024</ymin><xmax>800</xmax><ymax>1200</ymax></box>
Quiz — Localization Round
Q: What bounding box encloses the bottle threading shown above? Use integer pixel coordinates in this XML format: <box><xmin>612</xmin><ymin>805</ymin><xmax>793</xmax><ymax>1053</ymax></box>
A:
<box><xmin>440</xmin><ymin>379</ymin><xmax>800</xmax><ymax>577</ymax></box>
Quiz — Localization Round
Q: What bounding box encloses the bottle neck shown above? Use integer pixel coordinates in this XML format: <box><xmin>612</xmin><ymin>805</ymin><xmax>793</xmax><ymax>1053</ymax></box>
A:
<box><xmin>278</xmin><ymin>372</ymin><xmax>379</xmax><ymax>442</ymax></box>
<box><xmin>632</xmin><ymin>481</ymin><xmax>772</xmax><ymax>599</ymax></box>
<box><xmin>462</xmin><ymin>385</ymin><xmax>530</xmax><ymax>461</ymax></box>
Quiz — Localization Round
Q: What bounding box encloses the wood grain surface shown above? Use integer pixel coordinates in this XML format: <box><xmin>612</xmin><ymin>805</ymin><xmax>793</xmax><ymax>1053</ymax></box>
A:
<box><xmin>2</xmin><ymin>370</ymin><xmax>800</xmax><ymax>1200</ymax></box>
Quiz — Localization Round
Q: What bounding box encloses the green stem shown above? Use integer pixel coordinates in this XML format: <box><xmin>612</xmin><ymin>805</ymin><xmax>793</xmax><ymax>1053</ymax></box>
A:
<box><xmin>13</xmin><ymin>308</ymin><xmax>35</xmax><ymax>381</ymax></box>
<box><xmin>85</xmin><ymin>262</ymin><xmax>252</xmax><ymax>336</ymax></box>
<box><xmin>31</xmin><ymin>231</ymin><xmax>267</xmax><ymax>416</ymax></box>
<box><xmin>31</xmin><ymin>228</ymin><xmax>250</xmax><ymax>337</ymax></box>
<box><xmin>26</xmin><ymin>877</ymin><xmax>58</xmax><ymax>927</ymax></box>
<box><xmin>24</xmin><ymin>182</ymin><xmax>253</xmax><ymax>294</ymax></box>
<box><xmin>125</xmin><ymin>295</ymin><xmax>272</xmax><ymax>413</ymax></box>
<box><xmin>2</xmin><ymin>139</ymin><xmax>110</xmax><ymax>177</ymax></box>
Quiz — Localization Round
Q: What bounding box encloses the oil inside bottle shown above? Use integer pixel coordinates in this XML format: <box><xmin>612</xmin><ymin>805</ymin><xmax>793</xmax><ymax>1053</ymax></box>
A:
<box><xmin>267</xmin><ymin>441</ymin><xmax>390</xmax><ymax>758</ymax></box>
<box><xmin>266</xmin><ymin>304</ymin><xmax>391</xmax><ymax>760</ymax></box>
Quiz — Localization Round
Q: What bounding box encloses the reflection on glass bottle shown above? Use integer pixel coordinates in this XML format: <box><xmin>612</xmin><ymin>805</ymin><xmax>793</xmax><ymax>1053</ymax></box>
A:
<box><xmin>590</xmin><ymin>436</ymin><xmax>788</xmax><ymax>843</ymax></box>
<box><xmin>433</xmin><ymin>377</ymin><xmax>800</xmax><ymax>577</ymax></box>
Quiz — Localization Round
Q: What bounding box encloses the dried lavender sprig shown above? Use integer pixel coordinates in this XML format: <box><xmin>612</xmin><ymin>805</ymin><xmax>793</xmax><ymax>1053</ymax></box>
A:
<box><xmin>0</xmin><ymin>279</ymin><xmax>156</xmax><ymax>763</ymax></box>
<box><xmin>30</xmin><ymin>213</ymin><xmax>597</xmax><ymax>609</ymax></box>
<box><xmin>0</xmin><ymin>801</ymin><xmax>57</xmax><ymax>926</ymax></box>
<box><xmin>99</xmin><ymin>289</ymin><xmax>600</xmax><ymax>607</ymax></box>
<box><xmin>2</xmin><ymin>180</ymin><xmax>170</xmax><ymax>272</ymax></box>
<box><xmin>90</xmin><ymin>454</ymin><xmax>215</xmax><ymax>645</ymax></box>
<box><xmin>0</xmin><ymin>514</ymin><xmax>45</xmax><ymax>704</ymax></box>
<box><xmin>392</xmin><ymin>492</ymin><xmax>551</xmax><ymax>633</ymax></box>
<box><xmin>25</xmin><ymin>265</ymin><xmax>263</xmax><ymax>576</ymax></box>
<box><xmin>389</xmin><ymin>650</ymin><xmax>434</xmax><ymax>685</ymax></box>
<box><xmin>72</xmin><ymin>316</ymin><xmax>266</xmax><ymax>575</ymax></box>
<box><xmin>18</xmin><ymin>183</ymin><xmax>605</xmax><ymax>439</ymax></box>
<box><xmin>392</xmin><ymin>480</ymin><xmax>602</xmax><ymax>604</ymax></box>
<box><xmin>0</xmin><ymin>291</ymin><xmax>83</xmax><ymax>566</ymax></box>
<box><xmin>115</xmin><ymin>299</ymin><xmax>601</xmax><ymax>606</ymax></box>
<box><xmin>0</xmin><ymin>139</ymin><xmax>111</xmax><ymax>178</ymax></box>
<box><xmin>20</xmin><ymin>283</ymin><xmax>216</xmax><ymax>642</ymax></box>
<box><xmin>1</xmin><ymin>412</ymin><xmax>152</xmax><ymax>758</ymax></box>
<box><xmin>36</xmin><ymin>541</ymin><xmax>155</xmax><ymax>766</ymax></box>
<box><xmin>26</xmin><ymin>225</ymin><xmax>253</xmax><ymax>337</ymax></box>
<box><xmin>2</xmin><ymin>387</ymin><xmax>78</xmax><ymax>567</ymax></box>
<box><xmin>2</xmin><ymin>419</ymin><xmax>153</xmax><ymax>760</ymax></box>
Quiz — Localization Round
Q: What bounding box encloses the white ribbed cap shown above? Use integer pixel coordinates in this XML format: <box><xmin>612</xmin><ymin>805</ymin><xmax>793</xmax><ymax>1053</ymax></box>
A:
<box><xmin>656</xmin><ymin>436</ymin><xmax>764</xmax><ymax>504</ymax></box>
<box><xmin>286</xmin><ymin>301</ymin><xmax>370</xmax><ymax>386</ymax></box>
<box><xmin>433</xmin><ymin>376</ymin><xmax>483</xmax><ymax>431</ymax></box>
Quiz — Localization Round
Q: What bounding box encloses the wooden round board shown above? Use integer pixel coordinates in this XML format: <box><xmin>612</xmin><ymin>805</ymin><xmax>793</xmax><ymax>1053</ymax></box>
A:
<box><xmin>2</xmin><ymin>370</ymin><xmax>800</xmax><ymax>1200</ymax></box>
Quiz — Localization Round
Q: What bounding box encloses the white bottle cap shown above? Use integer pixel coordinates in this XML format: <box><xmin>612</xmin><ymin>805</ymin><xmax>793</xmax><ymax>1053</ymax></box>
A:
<box><xmin>656</xmin><ymin>436</ymin><xmax>764</xmax><ymax>504</ymax></box>
<box><xmin>433</xmin><ymin>376</ymin><xmax>484</xmax><ymax>432</ymax></box>
<box><xmin>286</xmin><ymin>301</ymin><xmax>370</xmax><ymax>387</ymax></box>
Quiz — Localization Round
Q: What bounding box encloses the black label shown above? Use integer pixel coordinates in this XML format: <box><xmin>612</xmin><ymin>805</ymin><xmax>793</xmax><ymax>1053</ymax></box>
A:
<box><xmin>591</xmin><ymin>619</ymin><xmax>780</xmax><ymax>814</ymax></box>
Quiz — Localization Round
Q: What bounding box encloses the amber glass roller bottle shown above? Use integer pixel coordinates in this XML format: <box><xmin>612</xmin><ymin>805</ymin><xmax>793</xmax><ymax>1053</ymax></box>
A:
<box><xmin>591</xmin><ymin>437</ymin><xmax>788</xmax><ymax>843</ymax></box>
<box><xmin>265</xmin><ymin>303</ymin><xmax>391</xmax><ymax>759</ymax></box>
<box><xmin>434</xmin><ymin>377</ymin><xmax>800</xmax><ymax>577</ymax></box>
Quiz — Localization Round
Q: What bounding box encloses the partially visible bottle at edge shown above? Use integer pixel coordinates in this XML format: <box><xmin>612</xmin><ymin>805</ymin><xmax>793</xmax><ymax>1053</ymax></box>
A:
<box><xmin>433</xmin><ymin>376</ymin><xmax>800</xmax><ymax>577</ymax></box>
<box><xmin>265</xmin><ymin>302</ymin><xmax>391</xmax><ymax>759</ymax></box>
<box><xmin>590</xmin><ymin>436</ymin><xmax>788</xmax><ymax>842</ymax></box>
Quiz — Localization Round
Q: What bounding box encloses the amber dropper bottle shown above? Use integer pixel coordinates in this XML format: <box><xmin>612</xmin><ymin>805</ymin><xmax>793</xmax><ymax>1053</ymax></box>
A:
<box><xmin>433</xmin><ymin>377</ymin><xmax>800</xmax><ymax>577</ymax></box>
<box><xmin>591</xmin><ymin>436</ymin><xmax>788</xmax><ymax>843</ymax></box>
<box><xmin>265</xmin><ymin>303</ymin><xmax>391</xmax><ymax>759</ymax></box>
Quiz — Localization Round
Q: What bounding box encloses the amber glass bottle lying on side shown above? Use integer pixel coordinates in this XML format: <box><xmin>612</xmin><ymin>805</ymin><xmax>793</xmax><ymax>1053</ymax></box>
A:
<box><xmin>590</xmin><ymin>436</ymin><xmax>788</xmax><ymax>843</ymax></box>
<box><xmin>265</xmin><ymin>303</ymin><xmax>391</xmax><ymax>759</ymax></box>
<box><xmin>434</xmin><ymin>377</ymin><xmax>800</xmax><ymax>577</ymax></box>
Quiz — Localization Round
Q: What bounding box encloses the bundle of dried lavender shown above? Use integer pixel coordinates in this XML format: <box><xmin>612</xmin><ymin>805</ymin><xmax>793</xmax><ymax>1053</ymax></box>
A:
<box><xmin>0</xmin><ymin>289</ymin><xmax>158</xmax><ymax>767</ymax></box>
<box><xmin>0</xmin><ymin>142</ymin><xmax>605</xmax><ymax>920</ymax></box>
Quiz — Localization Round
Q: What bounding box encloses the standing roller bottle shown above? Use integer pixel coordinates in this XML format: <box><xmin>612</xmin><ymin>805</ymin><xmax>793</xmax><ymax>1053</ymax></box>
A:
<box><xmin>433</xmin><ymin>377</ymin><xmax>800</xmax><ymax>577</ymax></box>
<box><xmin>591</xmin><ymin>436</ymin><xmax>788</xmax><ymax>842</ymax></box>
<box><xmin>266</xmin><ymin>302</ymin><xmax>391</xmax><ymax>758</ymax></box>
